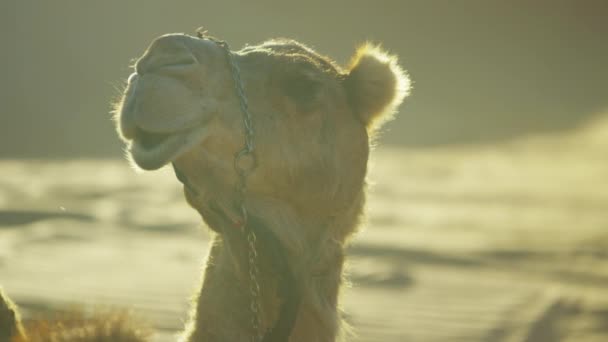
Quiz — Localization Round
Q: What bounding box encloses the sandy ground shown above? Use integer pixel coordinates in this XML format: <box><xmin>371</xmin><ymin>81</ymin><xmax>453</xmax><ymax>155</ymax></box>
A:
<box><xmin>1</xmin><ymin>116</ymin><xmax>607</xmax><ymax>341</ymax></box>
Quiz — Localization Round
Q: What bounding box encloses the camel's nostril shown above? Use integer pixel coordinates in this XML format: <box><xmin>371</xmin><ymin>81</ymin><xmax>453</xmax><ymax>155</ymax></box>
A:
<box><xmin>127</xmin><ymin>73</ymin><xmax>138</xmax><ymax>84</ymax></box>
<box><xmin>135</xmin><ymin>35</ymin><xmax>199</xmax><ymax>75</ymax></box>
<box><xmin>136</xmin><ymin>54</ymin><xmax>197</xmax><ymax>75</ymax></box>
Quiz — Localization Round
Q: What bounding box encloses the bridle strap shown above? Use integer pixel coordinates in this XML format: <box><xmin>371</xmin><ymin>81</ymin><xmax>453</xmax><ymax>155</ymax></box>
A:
<box><xmin>171</xmin><ymin>33</ymin><xmax>300</xmax><ymax>341</ymax></box>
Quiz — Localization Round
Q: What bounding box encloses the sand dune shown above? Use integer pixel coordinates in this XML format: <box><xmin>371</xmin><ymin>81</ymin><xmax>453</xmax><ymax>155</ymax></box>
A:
<box><xmin>1</xmin><ymin>117</ymin><xmax>607</xmax><ymax>341</ymax></box>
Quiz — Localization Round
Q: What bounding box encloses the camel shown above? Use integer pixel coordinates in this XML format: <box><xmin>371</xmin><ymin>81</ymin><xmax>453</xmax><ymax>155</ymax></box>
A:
<box><xmin>1</xmin><ymin>32</ymin><xmax>409</xmax><ymax>341</ymax></box>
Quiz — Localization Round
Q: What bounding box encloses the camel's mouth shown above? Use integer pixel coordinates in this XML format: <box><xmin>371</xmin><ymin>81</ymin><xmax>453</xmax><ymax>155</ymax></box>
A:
<box><xmin>135</xmin><ymin>128</ymin><xmax>171</xmax><ymax>150</ymax></box>
<box><xmin>129</xmin><ymin>124</ymin><xmax>210</xmax><ymax>171</ymax></box>
<box><xmin>119</xmin><ymin>74</ymin><xmax>214</xmax><ymax>171</ymax></box>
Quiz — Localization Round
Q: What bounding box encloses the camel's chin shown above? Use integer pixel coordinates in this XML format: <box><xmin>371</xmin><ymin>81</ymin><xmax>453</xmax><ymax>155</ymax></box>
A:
<box><xmin>129</xmin><ymin>125</ymin><xmax>210</xmax><ymax>170</ymax></box>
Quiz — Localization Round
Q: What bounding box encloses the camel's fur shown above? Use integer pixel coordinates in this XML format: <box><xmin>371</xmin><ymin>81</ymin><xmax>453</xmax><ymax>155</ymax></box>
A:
<box><xmin>1</xmin><ymin>35</ymin><xmax>409</xmax><ymax>342</ymax></box>
<box><xmin>1</xmin><ymin>287</ymin><xmax>26</xmax><ymax>342</ymax></box>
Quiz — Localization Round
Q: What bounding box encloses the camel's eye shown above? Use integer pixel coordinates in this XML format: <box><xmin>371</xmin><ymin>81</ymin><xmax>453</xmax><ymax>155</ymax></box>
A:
<box><xmin>282</xmin><ymin>73</ymin><xmax>322</xmax><ymax>108</ymax></box>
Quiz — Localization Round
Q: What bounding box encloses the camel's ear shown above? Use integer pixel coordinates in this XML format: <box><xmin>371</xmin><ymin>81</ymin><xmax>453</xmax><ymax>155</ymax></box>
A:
<box><xmin>344</xmin><ymin>43</ymin><xmax>410</xmax><ymax>132</ymax></box>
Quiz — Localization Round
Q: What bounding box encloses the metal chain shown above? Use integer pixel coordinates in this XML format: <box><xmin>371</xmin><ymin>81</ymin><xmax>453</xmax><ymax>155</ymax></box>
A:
<box><xmin>203</xmin><ymin>33</ymin><xmax>262</xmax><ymax>342</ymax></box>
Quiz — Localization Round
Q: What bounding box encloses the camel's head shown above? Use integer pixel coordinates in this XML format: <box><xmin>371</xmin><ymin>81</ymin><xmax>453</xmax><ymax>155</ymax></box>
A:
<box><xmin>115</xmin><ymin>33</ymin><xmax>409</xmax><ymax>229</ymax></box>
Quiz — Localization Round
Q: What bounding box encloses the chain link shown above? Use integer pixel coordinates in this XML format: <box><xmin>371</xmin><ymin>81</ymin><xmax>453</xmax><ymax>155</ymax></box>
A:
<box><xmin>201</xmin><ymin>32</ymin><xmax>262</xmax><ymax>342</ymax></box>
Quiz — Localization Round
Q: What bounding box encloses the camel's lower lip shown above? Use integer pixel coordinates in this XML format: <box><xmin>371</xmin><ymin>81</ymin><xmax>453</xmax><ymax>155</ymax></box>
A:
<box><xmin>129</xmin><ymin>125</ymin><xmax>210</xmax><ymax>170</ymax></box>
<box><xmin>136</xmin><ymin>129</ymin><xmax>171</xmax><ymax>150</ymax></box>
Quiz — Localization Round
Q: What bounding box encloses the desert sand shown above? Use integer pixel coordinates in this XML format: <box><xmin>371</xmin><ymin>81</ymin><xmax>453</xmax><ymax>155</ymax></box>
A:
<box><xmin>1</xmin><ymin>115</ymin><xmax>607</xmax><ymax>341</ymax></box>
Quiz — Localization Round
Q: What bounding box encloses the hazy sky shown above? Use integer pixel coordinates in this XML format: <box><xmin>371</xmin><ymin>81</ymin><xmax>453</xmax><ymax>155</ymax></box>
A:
<box><xmin>2</xmin><ymin>0</ymin><xmax>607</xmax><ymax>157</ymax></box>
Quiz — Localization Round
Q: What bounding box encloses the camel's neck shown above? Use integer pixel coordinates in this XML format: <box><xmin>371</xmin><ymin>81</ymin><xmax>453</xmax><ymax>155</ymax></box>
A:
<box><xmin>182</xmin><ymin>225</ymin><xmax>346</xmax><ymax>342</ymax></box>
<box><xmin>176</xmin><ymin>180</ymin><xmax>362</xmax><ymax>341</ymax></box>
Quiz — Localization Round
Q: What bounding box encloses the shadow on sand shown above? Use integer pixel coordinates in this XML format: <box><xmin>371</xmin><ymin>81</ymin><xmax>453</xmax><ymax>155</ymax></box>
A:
<box><xmin>0</xmin><ymin>210</ymin><xmax>94</xmax><ymax>227</ymax></box>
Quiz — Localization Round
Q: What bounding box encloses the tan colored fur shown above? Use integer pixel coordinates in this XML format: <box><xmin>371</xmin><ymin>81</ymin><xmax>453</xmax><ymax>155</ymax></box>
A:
<box><xmin>1</xmin><ymin>35</ymin><xmax>409</xmax><ymax>342</ymax></box>
<box><xmin>1</xmin><ymin>288</ymin><xmax>26</xmax><ymax>342</ymax></box>
<box><xmin>2</xmin><ymin>288</ymin><xmax>150</xmax><ymax>342</ymax></box>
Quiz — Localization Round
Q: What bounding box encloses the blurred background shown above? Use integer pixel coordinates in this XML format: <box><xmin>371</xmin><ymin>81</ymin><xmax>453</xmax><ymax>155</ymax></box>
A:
<box><xmin>1</xmin><ymin>1</ymin><xmax>607</xmax><ymax>341</ymax></box>
<box><xmin>2</xmin><ymin>0</ymin><xmax>607</xmax><ymax>156</ymax></box>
